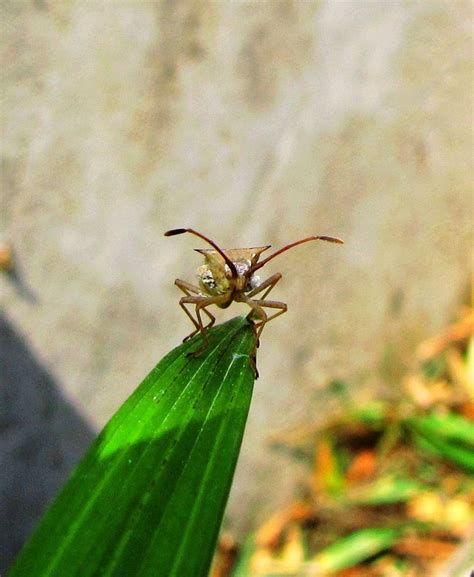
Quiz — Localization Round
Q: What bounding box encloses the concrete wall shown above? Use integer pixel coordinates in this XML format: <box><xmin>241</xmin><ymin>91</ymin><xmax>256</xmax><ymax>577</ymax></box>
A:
<box><xmin>1</xmin><ymin>0</ymin><xmax>472</xmax><ymax>569</ymax></box>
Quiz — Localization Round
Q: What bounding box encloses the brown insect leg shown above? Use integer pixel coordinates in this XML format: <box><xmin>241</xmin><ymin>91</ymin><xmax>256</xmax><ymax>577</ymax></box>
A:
<box><xmin>244</xmin><ymin>273</ymin><xmax>283</xmax><ymax>348</ymax></box>
<box><xmin>251</xmin><ymin>299</ymin><xmax>288</xmax><ymax>338</ymax></box>
<box><xmin>246</xmin><ymin>272</ymin><xmax>282</xmax><ymax>300</ymax></box>
<box><xmin>249</xmin><ymin>300</ymin><xmax>287</xmax><ymax>344</ymax></box>
<box><xmin>242</xmin><ymin>297</ymin><xmax>288</xmax><ymax>376</ymax></box>
<box><xmin>175</xmin><ymin>279</ymin><xmax>201</xmax><ymax>295</ymax></box>
<box><xmin>175</xmin><ymin>279</ymin><xmax>216</xmax><ymax>341</ymax></box>
<box><xmin>179</xmin><ymin>294</ymin><xmax>228</xmax><ymax>355</ymax></box>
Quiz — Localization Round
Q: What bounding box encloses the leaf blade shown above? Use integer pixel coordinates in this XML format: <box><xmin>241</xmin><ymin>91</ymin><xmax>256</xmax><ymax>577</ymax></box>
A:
<box><xmin>312</xmin><ymin>527</ymin><xmax>400</xmax><ymax>573</ymax></box>
<box><xmin>9</xmin><ymin>316</ymin><xmax>255</xmax><ymax>577</ymax></box>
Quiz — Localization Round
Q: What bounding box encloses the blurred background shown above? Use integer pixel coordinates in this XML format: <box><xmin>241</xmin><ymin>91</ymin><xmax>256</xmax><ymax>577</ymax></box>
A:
<box><xmin>1</xmin><ymin>0</ymin><xmax>472</xmax><ymax>573</ymax></box>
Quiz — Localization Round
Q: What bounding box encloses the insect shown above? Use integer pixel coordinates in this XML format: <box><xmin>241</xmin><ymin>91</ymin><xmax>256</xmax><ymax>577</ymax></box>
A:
<box><xmin>165</xmin><ymin>227</ymin><xmax>343</xmax><ymax>376</ymax></box>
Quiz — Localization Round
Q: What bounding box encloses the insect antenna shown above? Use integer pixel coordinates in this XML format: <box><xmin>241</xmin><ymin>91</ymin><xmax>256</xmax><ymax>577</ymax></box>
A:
<box><xmin>248</xmin><ymin>235</ymin><xmax>344</xmax><ymax>274</ymax></box>
<box><xmin>164</xmin><ymin>228</ymin><xmax>238</xmax><ymax>278</ymax></box>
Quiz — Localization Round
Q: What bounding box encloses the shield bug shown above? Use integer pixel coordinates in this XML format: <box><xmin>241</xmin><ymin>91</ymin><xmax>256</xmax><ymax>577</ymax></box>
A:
<box><xmin>164</xmin><ymin>228</ymin><xmax>343</xmax><ymax>377</ymax></box>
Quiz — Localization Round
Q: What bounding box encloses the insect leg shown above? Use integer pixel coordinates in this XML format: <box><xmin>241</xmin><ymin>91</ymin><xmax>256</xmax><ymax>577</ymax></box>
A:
<box><xmin>244</xmin><ymin>274</ymin><xmax>283</xmax><ymax>359</ymax></box>
<box><xmin>197</xmin><ymin>306</ymin><xmax>216</xmax><ymax>333</ymax></box>
<box><xmin>251</xmin><ymin>299</ymin><xmax>288</xmax><ymax>332</ymax></box>
<box><xmin>179</xmin><ymin>294</ymin><xmax>228</xmax><ymax>355</ymax></box>
<box><xmin>246</xmin><ymin>272</ymin><xmax>282</xmax><ymax>300</ymax></box>
<box><xmin>239</xmin><ymin>297</ymin><xmax>268</xmax><ymax>377</ymax></box>
<box><xmin>243</xmin><ymin>297</ymin><xmax>287</xmax><ymax>357</ymax></box>
<box><xmin>175</xmin><ymin>279</ymin><xmax>201</xmax><ymax>294</ymax></box>
<box><xmin>175</xmin><ymin>279</ymin><xmax>202</xmax><ymax>341</ymax></box>
<box><xmin>175</xmin><ymin>279</ymin><xmax>215</xmax><ymax>340</ymax></box>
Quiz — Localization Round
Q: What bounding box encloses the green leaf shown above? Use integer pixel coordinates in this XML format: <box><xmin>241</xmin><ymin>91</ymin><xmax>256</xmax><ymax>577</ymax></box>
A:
<box><xmin>230</xmin><ymin>534</ymin><xmax>256</xmax><ymax>577</ymax></box>
<box><xmin>352</xmin><ymin>401</ymin><xmax>388</xmax><ymax>427</ymax></box>
<box><xmin>406</xmin><ymin>412</ymin><xmax>474</xmax><ymax>472</ymax></box>
<box><xmin>9</xmin><ymin>316</ymin><xmax>255</xmax><ymax>577</ymax></box>
<box><xmin>407</xmin><ymin>413</ymin><xmax>474</xmax><ymax>448</ymax></box>
<box><xmin>411</xmin><ymin>432</ymin><xmax>474</xmax><ymax>472</ymax></box>
<box><xmin>347</xmin><ymin>476</ymin><xmax>424</xmax><ymax>506</ymax></box>
<box><xmin>311</xmin><ymin>528</ymin><xmax>400</xmax><ymax>573</ymax></box>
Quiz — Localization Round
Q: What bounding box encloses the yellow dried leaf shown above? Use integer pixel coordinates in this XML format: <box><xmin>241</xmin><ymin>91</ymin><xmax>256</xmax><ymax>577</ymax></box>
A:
<box><xmin>255</xmin><ymin>510</ymin><xmax>289</xmax><ymax>549</ymax></box>
<box><xmin>346</xmin><ymin>450</ymin><xmax>377</xmax><ymax>484</ymax></box>
<box><xmin>280</xmin><ymin>525</ymin><xmax>305</xmax><ymax>569</ymax></box>
<box><xmin>0</xmin><ymin>243</ymin><xmax>13</xmax><ymax>271</ymax></box>
<box><xmin>407</xmin><ymin>492</ymin><xmax>443</xmax><ymax>523</ymax></box>
<box><xmin>403</xmin><ymin>375</ymin><xmax>434</xmax><ymax>408</ymax></box>
<box><xmin>255</xmin><ymin>502</ymin><xmax>314</xmax><ymax>550</ymax></box>
<box><xmin>313</xmin><ymin>437</ymin><xmax>341</xmax><ymax>495</ymax></box>
<box><xmin>417</xmin><ymin>310</ymin><xmax>474</xmax><ymax>360</ymax></box>
<box><xmin>250</xmin><ymin>548</ymin><xmax>278</xmax><ymax>575</ymax></box>
<box><xmin>444</xmin><ymin>497</ymin><xmax>473</xmax><ymax>536</ymax></box>
<box><xmin>446</xmin><ymin>348</ymin><xmax>472</xmax><ymax>393</ymax></box>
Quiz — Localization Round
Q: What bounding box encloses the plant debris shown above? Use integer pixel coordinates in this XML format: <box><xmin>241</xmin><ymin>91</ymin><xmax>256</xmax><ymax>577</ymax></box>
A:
<box><xmin>214</xmin><ymin>306</ymin><xmax>474</xmax><ymax>577</ymax></box>
<box><xmin>0</xmin><ymin>241</ymin><xmax>13</xmax><ymax>271</ymax></box>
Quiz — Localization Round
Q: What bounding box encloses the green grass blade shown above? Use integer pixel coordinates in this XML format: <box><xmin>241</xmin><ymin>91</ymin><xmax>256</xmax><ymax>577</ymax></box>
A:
<box><xmin>407</xmin><ymin>413</ymin><xmax>474</xmax><ymax>448</ymax></box>
<box><xmin>9</xmin><ymin>316</ymin><xmax>255</xmax><ymax>577</ymax></box>
<box><xmin>406</xmin><ymin>412</ymin><xmax>474</xmax><ymax>472</ymax></box>
<box><xmin>347</xmin><ymin>476</ymin><xmax>424</xmax><ymax>506</ymax></box>
<box><xmin>411</xmin><ymin>432</ymin><xmax>474</xmax><ymax>472</ymax></box>
<box><xmin>230</xmin><ymin>534</ymin><xmax>256</xmax><ymax>577</ymax></box>
<box><xmin>311</xmin><ymin>528</ymin><xmax>400</xmax><ymax>573</ymax></box>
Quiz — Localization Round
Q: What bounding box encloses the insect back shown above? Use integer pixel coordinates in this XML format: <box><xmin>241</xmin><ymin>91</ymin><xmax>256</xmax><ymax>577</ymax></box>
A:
<box><xmin>195</xmin><ymin>246</ymin><xmax>271</xmax><ymax>301</ymax></box>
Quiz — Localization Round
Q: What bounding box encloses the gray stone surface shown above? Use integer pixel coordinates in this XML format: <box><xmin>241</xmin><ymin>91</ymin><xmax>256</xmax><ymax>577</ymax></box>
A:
<box><xmin>1</xmin><ymin>0</ymin><xmax>472</xmax><ymax>569</ymax></box>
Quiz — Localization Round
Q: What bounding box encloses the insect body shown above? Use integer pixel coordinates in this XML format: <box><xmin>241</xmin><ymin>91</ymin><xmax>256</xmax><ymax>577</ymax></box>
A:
<box><xmin>196</xmin><ymin>246</ymin><xmax>269</xmax><ymax>302</ymax></box>
<box><xmin>165</xmin><ymin>228</ymin><xmax>343</xmax><ymax>377</ymax></box>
